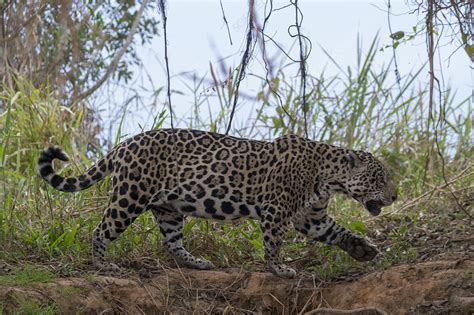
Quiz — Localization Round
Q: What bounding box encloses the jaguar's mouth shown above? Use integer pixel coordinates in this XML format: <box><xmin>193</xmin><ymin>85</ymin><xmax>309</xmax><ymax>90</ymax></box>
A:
<box><xmin>365</xmin><ymin>200</ymin><xmax>384</xmax><ymax>216</ymax></box>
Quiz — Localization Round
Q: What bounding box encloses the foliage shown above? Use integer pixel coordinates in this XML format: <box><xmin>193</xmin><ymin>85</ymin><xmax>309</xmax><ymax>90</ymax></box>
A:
<box><xmin>0</xmin><ymin>0</ymin><xmax>159</xmax><ymax>105</ymax></box>
<box><xmin>0</xmin><ymin>265</ymin><xmax>55</xmax><ymax>286</ymax></box>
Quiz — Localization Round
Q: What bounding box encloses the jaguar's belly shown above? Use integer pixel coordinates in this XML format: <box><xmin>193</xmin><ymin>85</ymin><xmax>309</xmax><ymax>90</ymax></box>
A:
<box><xmin>169</xmin><ymin>198</ymin><xmax>261</xmax><ymax>221</ymax></box>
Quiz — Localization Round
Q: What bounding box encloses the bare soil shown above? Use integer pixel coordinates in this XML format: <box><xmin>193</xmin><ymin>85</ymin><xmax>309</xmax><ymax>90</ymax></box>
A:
<box><xmin>1</xmin><ymin>256</ymin><xmax>473</xmax><ymax>314</ymax></box>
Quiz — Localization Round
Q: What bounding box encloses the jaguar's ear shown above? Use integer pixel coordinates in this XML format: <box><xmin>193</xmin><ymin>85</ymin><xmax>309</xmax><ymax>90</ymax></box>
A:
<box><xmin>346</xmin><ymin>151</ymin><xmax>364</xmax><ymax>171</ymax></box>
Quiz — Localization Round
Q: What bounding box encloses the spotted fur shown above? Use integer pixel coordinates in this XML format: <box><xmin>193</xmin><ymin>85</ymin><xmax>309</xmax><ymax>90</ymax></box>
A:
<box><xmin>38</xmin><ymin>129</ymin><xmax>397</xmax><ymax>278</ymax></box>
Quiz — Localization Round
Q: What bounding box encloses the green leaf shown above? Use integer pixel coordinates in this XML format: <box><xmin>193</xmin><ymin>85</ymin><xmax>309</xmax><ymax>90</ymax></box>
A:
<box><xmin>390</xmin><ymin>31</ymin><xmax>405</xmax><ymax>40</ymax></box>
<box><xmin>464</xmin><ymin>44</ymin><xmax>473</xmax><ymax>60</ymax></box>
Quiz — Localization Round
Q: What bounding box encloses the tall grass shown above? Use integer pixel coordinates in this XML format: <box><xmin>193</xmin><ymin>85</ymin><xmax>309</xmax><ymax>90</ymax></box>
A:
<box><xmin>0</xmin><ymin>40</ymin><xmax>472</xmax><ymax>275</ymax></box>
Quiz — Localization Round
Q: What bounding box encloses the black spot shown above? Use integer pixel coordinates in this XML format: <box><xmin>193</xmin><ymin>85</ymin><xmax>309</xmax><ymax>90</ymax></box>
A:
<box><xmin>298</xmin><ymin>228</ymin><xmax>308</xmax><ymax>235</ymax></box>
<box><xmin>181</xmin><ymin>205</ymin><xmax>196</xmax><ymax>212</ymax></box>
<box><xmin>326</xmin><ymin>226</ymin><xmax>333</xmax><ymax>236</ymax></box>
<box><xmin>138</xmin><ymin>195</ymin><xmax>148</xmax><ymax>205</ymax></box>
<box><xmin>119</xmin><ymin>211</ymin><xmax>128</xmax><ymax>219</ymax></box>
<box><xmin>51</xmin><ymin>175</ymin><xmax>62</xmax><ymax>187</ymax></box>
<box><xmin>38</xmin><ymin>156</ymin><xmax>51</xmax><ymax>165</ymax></box>
<box><xmin>100</xmin><ymin>163</ymin><xmax>107</xmax><ymax>173</ymax></box>
<box><xmin>39</xmin><ymin>165</ymin><xmax>54</xmax><ymax>177</ymax></box>
<box><xmin>222</xmin><ymin>201</ymin><xmax>234</xmax><ymax>214</ymax></box>
<box><xmin>165</xmin><ymin>220</ymin><xmax>180</xmax><ymax>226</ymax></box>
<box><xmin>119</xmin><ymin>198</ymin><xmax>129</xmax><ymax>208</ymax></box>
<box><xmin>119</xmin><ymin>183</ymin><xmax>129</xmax><ymax>195</ymax></box>
<box><xmin>216</xmin><ymin>148</ymin><xmax>229</xmax><ymax>160</ymax></box>
<box><xmin>203</xmin><ymin>175</ymin><xmax>215</xmax><ymax>185</ymax></box>
<box><xmin>196</xmin><ymin>189</ymin><xmax>206</xmax><ymax>199</ymax></box>
<box><xmin>211</xmin><ymin>188</ymin><xmax>226</xmax><ymax>199</ymax></box>
<box><xmin>184</xmin><ymin>194</ymin><xmax>196</xmax><ymax>203</ymax></box>
<box><xmin>212</xmin><ymin>214</ymin><xmax>226</xmax><ymax>220</ymax></box>
<box><xmin>316</xmin><ymin>235</ymin><xmax>327</xmax><ymax>242</ymax></box>
<box><xmin>168</xmin><ymin>194</ymin><xmax>178</xmax><ymax>201</ymax></box>
<box><xmin>311</xmin><ymin>219</ymin><xmax>321</xmax><ymax>225</ymax></box>
<box><xmin>204</xmin><ymin>199</ymin><xmax>216</xmax><ymax>214</ymax></box>
<box><xmin>128</xmin><ymin>204</ymin><xmax>137</xmax><ymax>215</ymax></box>
<box><xmin>168</xmin><ymin>235</ymin><xmax>182</xmax><ymax>243</ymax></box>
<box><xmin>267</xmin><ymin>206</ymin><xmax>276</xmax><ymax>215</ymax></box>
<box><xmin>66</xmin><ymin>178</ymin><xmax>77</xmax><ymax>185</ymax></box>
<box><xmin>111</xmin><ymin>209</ymin><xmax>118</xmax><ymax>219</ymax></box>
<box><xmin>239</xmin><ymin>204</ymin><xmax>250</xmax><ymax>216</ymax></box>
<box><xmin>128</xmin><ymin>172</ymin><xmax>140</xmax><ymax>181</ymax></box>
<box><xmin>130</xmin><ymin>191</ymin><xmax>139</xmax><ymax>200</ymax></box>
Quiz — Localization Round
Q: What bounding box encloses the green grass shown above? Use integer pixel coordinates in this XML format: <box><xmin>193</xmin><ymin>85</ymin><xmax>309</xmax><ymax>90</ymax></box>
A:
<box><xmin>1</xmin><ymin>299</ymin><xmax>58</xmax><ymax>315</ymax></box>
<box><xmin>0</xmin><ymin>265</ymin><xmax>55</xmax><ymax>287</ymax></box>
<box><xmin>0</xmin><ymin>38</ymin><xmax>472</xmax><ymax>280</ymax></box>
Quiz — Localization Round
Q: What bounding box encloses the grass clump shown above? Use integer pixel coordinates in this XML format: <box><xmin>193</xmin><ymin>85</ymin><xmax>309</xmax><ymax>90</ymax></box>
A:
<box><xmin>0</xmin><ymin>265</ymin><xmax>55</xmax><ymax>287</ymax></box>
<box><xmin>1</xmin><ymin>299</ymin><xmax>58</xmax><ymax>315</ymax></box>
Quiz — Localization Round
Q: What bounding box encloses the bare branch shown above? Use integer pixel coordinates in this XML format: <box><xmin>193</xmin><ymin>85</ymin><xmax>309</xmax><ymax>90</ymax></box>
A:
<box><xmin>74</xmin><ymin>0</ymin><xmax>148</xmax><ymax>103</ymax></box>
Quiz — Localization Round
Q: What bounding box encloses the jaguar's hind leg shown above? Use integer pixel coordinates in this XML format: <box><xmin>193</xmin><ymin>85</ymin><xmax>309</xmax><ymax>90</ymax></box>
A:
<box><xmin>92</xmin><ymin>186</ymin><xmax>147</xmax><ymax>271</ymax></box>
<box><xmin>150</xmin><ymin>205</ymin><xmax>214</xmax><ymax>270</ymax></box>
<box><xmin>260</xmin><ymin>203</ymin><xmax>296</xmax><ymax>278</ymax></box>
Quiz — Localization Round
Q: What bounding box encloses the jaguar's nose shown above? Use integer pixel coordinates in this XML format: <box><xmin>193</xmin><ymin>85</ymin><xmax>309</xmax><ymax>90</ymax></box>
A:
<box><xmin>391</xmin><ymin>192</ymin><xmax>398</xmax><ymax>202</ymax></box>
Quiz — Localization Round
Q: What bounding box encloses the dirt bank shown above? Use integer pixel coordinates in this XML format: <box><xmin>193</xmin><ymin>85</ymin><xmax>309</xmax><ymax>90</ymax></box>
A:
<box><xmin>1</xmin><ymin>257</ymin><xmax>472</xmax><ymax>314</ymax></box>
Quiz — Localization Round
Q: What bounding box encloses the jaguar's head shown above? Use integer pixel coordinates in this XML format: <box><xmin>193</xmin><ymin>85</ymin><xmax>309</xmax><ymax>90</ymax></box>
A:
<box><xmin>343</xmin><ymin>151</ymin><xmax>397</xmax><ymax>216</ymax></box>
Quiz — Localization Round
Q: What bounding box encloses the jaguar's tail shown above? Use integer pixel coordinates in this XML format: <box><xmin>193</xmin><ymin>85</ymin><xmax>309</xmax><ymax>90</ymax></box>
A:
<box><xmin>37</xmin><ymin>146</ymin><xmax>112</xmax><ymax>192</ymax></box>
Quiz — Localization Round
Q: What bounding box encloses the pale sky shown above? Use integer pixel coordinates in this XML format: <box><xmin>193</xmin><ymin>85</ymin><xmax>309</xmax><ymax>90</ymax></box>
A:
<box><xmin>101</xmin><ymin>0</ymin><xmax>472</xmax><ymax>139</ymax></box>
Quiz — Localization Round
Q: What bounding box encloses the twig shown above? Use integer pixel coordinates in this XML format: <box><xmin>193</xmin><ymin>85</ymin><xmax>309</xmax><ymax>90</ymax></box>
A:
<box><xmin>387</xmin><ymin>0</ymin><xmax>404</xmax><ymax>104</ymax></box>
<box><xmin>253</xmin><ymin>0</ymin><xmax>295</xmax><ymax>136</ymax></box>
<box><xmin>158</xmin><ymin>0</ymin><xmax>181</xmax><ymax>193</ymax></box>
<box><xmin>225</xmin><ymin>0</ymin><xmax>255</xmax><ymax>135</ymax></box>
<box><xmin>368</xmin><ymin>167</ymin><xmax>473</xmax><ymax>220</ymax></box>
<box><xmin>219</xmin><ymin>0</ymin><xmax>233</xmax><ymax>46</ymax></box>
<box><xmin>423</xmin><ymin>0</ymin><xmax>435</xmax><ymax>183</ymax></box>
<box><xmin>292</xmin><ymin>0</ymin><xmax>308</xmax><ymax>138</ymax></box>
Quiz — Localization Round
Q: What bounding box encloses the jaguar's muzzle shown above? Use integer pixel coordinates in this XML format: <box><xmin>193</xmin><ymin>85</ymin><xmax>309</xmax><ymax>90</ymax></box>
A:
<box><xmin>365</xmin><ymin>200</ymin><xmax>385</xmax><ymax>216</ymax></box>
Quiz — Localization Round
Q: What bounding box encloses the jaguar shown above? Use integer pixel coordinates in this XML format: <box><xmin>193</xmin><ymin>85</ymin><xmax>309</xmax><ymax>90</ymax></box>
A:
<box><xmin>38</xmin><ymin>129</ymin><xmax>397</xmax><ymax>278</ymax></box>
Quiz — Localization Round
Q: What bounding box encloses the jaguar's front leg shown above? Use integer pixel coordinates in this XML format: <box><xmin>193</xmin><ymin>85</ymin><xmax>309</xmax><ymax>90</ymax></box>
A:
<box><xmin>294</xmin><ymin>210</ymin><xmax>378</xmax><ymax>262</ymax></box>
<box><xmin>260</xmin><ymin>203</ymin><xmax>296</xmax><ymax>278</ymax></box>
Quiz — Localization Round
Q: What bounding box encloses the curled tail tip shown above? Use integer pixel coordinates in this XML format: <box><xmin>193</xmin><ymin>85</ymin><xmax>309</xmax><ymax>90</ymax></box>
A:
<box><xmin>37</xmin><ymin>146</ymin><xmax>69</xmax><ymax>180</ymax></box>
<box><xmin>40</xmin><ymin>146</ymin><xmax>69</xmax><ymax>163</ymax></box>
